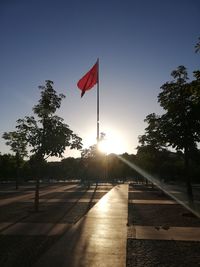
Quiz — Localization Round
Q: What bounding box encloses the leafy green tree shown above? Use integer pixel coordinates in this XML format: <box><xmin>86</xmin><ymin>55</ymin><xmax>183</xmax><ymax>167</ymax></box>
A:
<box><xmin>2</xmin><ymin>130</ymin><xmax>27</xmax><ymax>189</ymax></box>
<box><xmin>12</xmin><ymin>80</ymin><xmax>82</xmax><ymax>211</ymax></box>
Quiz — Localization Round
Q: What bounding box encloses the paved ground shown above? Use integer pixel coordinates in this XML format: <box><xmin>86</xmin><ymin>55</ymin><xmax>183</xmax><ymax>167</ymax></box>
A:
<box><xmin>1</xmin><ymin>181</ymin><xmax>200</xmax><ymax>267</ymax></box>
<box><xmin>0</xmin><ymin>183</ymin><xmax>114</xmax><ymax>267</ymax></box>
<box><xmin>35</xmin><ymin>184</ymin><xmax>128</xmax><ymax>267</ymax></box>
<box><xmin>127</xmin><ymin>183</ymin><xmax>200</xmax><ymax>267</ymax></box>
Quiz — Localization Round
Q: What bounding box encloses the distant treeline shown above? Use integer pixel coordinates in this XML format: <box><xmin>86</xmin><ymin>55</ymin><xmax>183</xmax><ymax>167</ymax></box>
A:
<box><xmin>0</xmin><ymin>149</ymin><xmax>199</xmax><ymax>184</ymax></box>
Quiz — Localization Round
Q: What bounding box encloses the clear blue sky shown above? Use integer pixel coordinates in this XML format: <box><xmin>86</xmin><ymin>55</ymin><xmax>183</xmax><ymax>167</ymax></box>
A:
<box><xmin>0</xmin><ymin>0</ymin><xmax>199</xmax><ymax>158</ymax></box>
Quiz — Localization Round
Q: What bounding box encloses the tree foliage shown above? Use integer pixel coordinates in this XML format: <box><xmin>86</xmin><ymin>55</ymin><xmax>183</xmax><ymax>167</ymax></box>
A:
<box><xmin>16</xmin><ymin>80</ymin><xmax>82</xmax><ymax>160</ymax></box>
<box><xmin>137</xmin><ymin>65</ymin><xmax>200</xmax><ymax>200</ymax></box>
<box><xmin>2</xmin><ymin>131</ymin><xmax>28</xmax><ymax>159</ymax></box>
<box><xmin>2</xmin><ymin>127</ymin><xmax>28</xmax><ymax>188</ymax></box>
<box><xmin>158</xmin><ymin>66</ymin><xmax>200</xmax><ymax>151</ymax></box>
<box><xmin>138</xmin><ymin>113</ymin><xmax>165</xmax><ymax>151</ymax></box>
<box><xmin>2</xmin><ymin>80</ymin><xmax>82</xmax><ymax>210</ymax></box>
<box><xmin>195</xmin><ymin>36</ymin><xmax>200</xmax><ymax>53</ymax></box>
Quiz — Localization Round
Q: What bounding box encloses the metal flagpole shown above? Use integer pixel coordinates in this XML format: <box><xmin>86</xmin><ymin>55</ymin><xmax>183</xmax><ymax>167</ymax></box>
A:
<box><xmin>97</xmin><ymin>58</ymin><xmax>100</xmax><ymax>143</ymax></box>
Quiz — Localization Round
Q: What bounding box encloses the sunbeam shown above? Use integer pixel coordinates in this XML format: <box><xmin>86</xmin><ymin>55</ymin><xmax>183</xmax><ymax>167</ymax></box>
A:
<box><xmin>117</xmin><ymin>155</ymin><xmax>200</xmax><ymax>218</ymax></box>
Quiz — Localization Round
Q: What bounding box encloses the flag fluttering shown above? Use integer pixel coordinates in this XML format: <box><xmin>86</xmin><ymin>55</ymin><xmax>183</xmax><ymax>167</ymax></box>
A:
<box><xmin>77</xmin><ymin>61</ymin><xmax>98</xmax><ymax>97</ymax></box>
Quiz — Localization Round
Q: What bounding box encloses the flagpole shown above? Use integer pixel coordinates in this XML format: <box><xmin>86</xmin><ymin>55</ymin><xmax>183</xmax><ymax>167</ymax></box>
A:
<box><xmin>97</xmin><ymin>58</ymin><xmax>100</xmax><ymax>143</ymax></box>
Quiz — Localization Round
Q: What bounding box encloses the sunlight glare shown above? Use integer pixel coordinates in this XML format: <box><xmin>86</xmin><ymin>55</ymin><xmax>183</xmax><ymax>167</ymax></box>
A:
<box><xmin>98</xmin><ymin>130</ymin><xmax>125</xmax><ymax>154</ymax></box>
<box><xmin>96</xmin><ymin>194</ymin><xmax>109</xmax><ymax>213</ymax></box>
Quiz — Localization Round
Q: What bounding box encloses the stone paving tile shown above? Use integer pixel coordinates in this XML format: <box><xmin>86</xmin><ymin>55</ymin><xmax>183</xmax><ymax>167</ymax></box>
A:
<box><xmin>0</xmin><ymin>202</ymin><xmax>32</xmax><ymax>223</ymax></box>
<box><xmin>129</xmin><ymin>225</ymin><xmax>200</xmax><ymax>241</ymax></box>
<box><xmin>128</xmin><ymin>203</ymin><xmax>200</xmax><ymax>227</ymax></box>
<box><xmin>127</xmin><ymin>239</ymin><xmax>200</xmax><ymax>267</ymax></box>
<box><xmin>127</xmin><ymin>183</ymin><xmax>200</xmax><ymax>267</ymax></box>
<box><xmin>21</xmin><ymin>198</ymin><xmax>99</xmax><ymax>203</ymax></box>
<box><xmin>0</xmin><ymin>184</ymin><xmax>77</xmax><ymax>207</ymax></box>
<box><xmin>129</xmin><ymin>191</ymin><xmax>170</xmax><ymax>200</ymax></box>
<box><xmin>39</xmin><ymin>191</ymin><xmax>107</xmax><ymax>199</ymax></box>
<box><xmin>0</xmin><ymin>192</ymin><xmax>29</xmax><ymax>199</ymax></box>
<box><xmin>0</xmin><ymin>201</ymin><xmax>96</xmax><ymax>224</ymax></box>
<box><xmin>0</xmin><ymin>235</ymin><xmax>60</xmax><ymax>267</ymax></box>
<box><xmin>34</xmin><ymin>184</ymin><xmax>128</xmax><ymax>267</ymax></box>
<box><xmin>0</xmin><ymin>183</ymin><xmax>113</xmax><ymax>267</ymax></box>
<box><xmin>0</xmin><ymin>185</ymin><xmax>111</xmax><ymax>225</ymax></box>
<box><xmin>129</xmin><ymin>199</ymin><xmax>176</xmax><ymax>204</ymax></box>
<box><xmin>1</xmin><ymin>222</ymin><xmax>71</xmax><ymax>236</ymax></box>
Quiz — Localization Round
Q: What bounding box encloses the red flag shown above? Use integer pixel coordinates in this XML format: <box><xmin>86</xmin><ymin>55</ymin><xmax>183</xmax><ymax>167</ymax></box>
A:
<box><xmin>77</xmin><ymin>61</ymin><xmax>98</xmax><ymax>97</ymax></box>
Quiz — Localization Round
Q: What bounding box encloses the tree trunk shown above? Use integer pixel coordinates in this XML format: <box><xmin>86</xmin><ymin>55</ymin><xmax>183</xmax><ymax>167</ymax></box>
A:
<box><xmin>33</xmin><ymin>152</ymin><xmax>43</xmax><ymax>212</ymax></box>
<box><xmin>16</xmin><ymin>166</ymin><xmax>20</xmax><ymax>190</ymax></box>
<box><xmin>15</xmin><ymin>154</ymin><xmax>20</xmax><ymax>190</ymax></box>
<box><xmin>34</xmin><ymin>177</ymin><xmax>40</xmax><ymax>212</ymax></box>
<box><xmin>15</xmin><ymin>175</ymin><xmax>18</xmax><ymax>190</ymax></box>
<box><xmin>184</xmin><ymin>147</ymin><xmax>193</xmax><ymax>203</ymax></box>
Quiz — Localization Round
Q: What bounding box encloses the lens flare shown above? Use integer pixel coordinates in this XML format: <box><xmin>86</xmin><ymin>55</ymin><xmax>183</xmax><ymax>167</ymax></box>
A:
<box><xmin>117</xmin><ymin>155</ymin><xmax>200</xmax><ymax>218</ymax></box>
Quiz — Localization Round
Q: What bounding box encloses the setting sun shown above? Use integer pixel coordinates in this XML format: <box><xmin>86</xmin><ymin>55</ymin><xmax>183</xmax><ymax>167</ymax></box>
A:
<box><xmin>98</xmin><ymin>131</ymin><xmax>125</xmax><ymax>154</ymax></box>
<box><xmin>83</xmin><ymin>127</ymin><xmax>127</xmax><ymax>155</ymax></box>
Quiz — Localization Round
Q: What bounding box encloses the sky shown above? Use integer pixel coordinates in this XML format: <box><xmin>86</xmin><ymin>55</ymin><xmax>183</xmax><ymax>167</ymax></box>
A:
<box><xmin>0</xmin><ymin>0</ymin><xmax>199</xmax><ymax>159</ymax></box>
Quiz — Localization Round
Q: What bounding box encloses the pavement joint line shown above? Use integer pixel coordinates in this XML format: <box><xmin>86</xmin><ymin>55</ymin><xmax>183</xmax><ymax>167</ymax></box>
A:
<box><xmin>129</xmin><ymin>183</ymin><xmax>200</xmax><ymax>218</ymax></box>
<box><xmin>0</xmin><ymin>184</ymin><xmax>77</xmax><ymax>207</ymax></box>
<box><xmin>0</xmin><ymin>187</ymin><xmax>112</xmax><ymax>235</ymax></box>
<box><xmin>0</xmin><ymin>222</ymin><xmax>71</xmax><ymax>236</ymax></box>
<box><xmin>18</xmin><ymin>198</ymin><xmax>99</xmax><ymax>203</ymax></box>
<box><xmin>0</xmin><ymin>214</ymin><xmax>32</xmax><ymax>234</ymax></box>
<box><xmin>128</xmin><ymin>225</ymin><xmax>200</xmax><ymax>241</ymax></box>
<box><xmin>128</xmin><ymin>199</ymin><xmax>177</xmax><ymax>204</ymax></box>
<box><xmin>0</xmin><ymin>190</ymin><xmax>109</xmax><ymax>193</ymax></box>
<box><xmin>23</xmin><ymin>190</ymin><xmax>110</xmax><ymax>193</ymax></box>
<box><xmin>129</xmin><ymin>190</ymin><xmax>183</xmax><ymax>194</ymax></box>
<box><xmin>129</xmin><ymin>190</ymin><xmax>158</xmax><ymax>192</ymax></box>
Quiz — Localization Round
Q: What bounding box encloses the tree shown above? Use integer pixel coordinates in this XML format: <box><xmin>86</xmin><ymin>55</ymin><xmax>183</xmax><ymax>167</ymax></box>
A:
<box><xmin>137</xmin><ymin>113</ymin><xmax>169</xmax><ymax>177</ymax></box>
<box><xmin>195</xmin><ymin>36</ymin><xmax>200</xmax><ymax>53</ymax></box>
<box><xmin>2</xmin><ymin>130</ymin><xmax>27</xmax><ymax>189</ymax></box>
<box><xmin>157</xmin><ymin>66</ymin><xmax>200</xmax><ymax>201</ymax></box>
<box><xmin>138</xmin><ymin>113</ymin><xmax>166</xmax><ymax>151</ymax></box>
<box><xmin>60</xmin><ymin>157</ymin><xmax>81</xmax><ymax>180</ymax></box>
<box><xmin>0</xmin><ymin>153</ymin><xmax>18</xmax><ymax>182</ymax></box>
<box><xmin>81</xmin><ymin>144</ymin><xmax>101</xmax><ymax>186</ymax></box>
<box><xmin>81</xmin><ymin>133</ymin><xmax>107</xmax><ymax>186</ymax></box>
<box><xmin>137</xmin><ymin>65</ymin><xmax>200</xmax><ymax>201</ymax></box>
<box><xmin>11</xmin><ymin>80</ymin><xmax>82</xmax><ymax>211</ymax></box>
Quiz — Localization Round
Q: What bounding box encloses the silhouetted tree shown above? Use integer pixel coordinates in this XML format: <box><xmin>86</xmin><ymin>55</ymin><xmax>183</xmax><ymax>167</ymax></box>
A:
<box><xmin>0</xmin><ymin>154</ymin><xmax>18</xmax><ymax>181</ymax></box>
<box><xmin>137</xmin><ymin>65</ymin><xmax>200</xmax><ymax>199</ymax></box>
<box><xmin>138</xmin><ymin>113</ymin><xmax>166</xmax><ymax>151</ymax></box>
<box><xmin>11</xmin><ymin>80</ymin><xmax>82</xmax><ymax>211</ymax></box>
<box><xmin>157</xmin><ymin>66</ymin><xmax>200</xmax><ymax>200</ymax></box>
<box><xmin>195</xmin><ymin>37</ymin><xmax>200</xmax><ymax>53</ymax></box>
<box><xmin>81</xmin><ymin>137</ymin><xmax>106</xmax><ymax>186</ymax></box>
<box><xmin>137</xmin><ymin>113</ymin><xmax>169</xmax><ymax>176</ymax></box>
<box><xmin>2</xmin><ymin>130</ymin><xmax>27</xmax><ymax>189</ymax></box>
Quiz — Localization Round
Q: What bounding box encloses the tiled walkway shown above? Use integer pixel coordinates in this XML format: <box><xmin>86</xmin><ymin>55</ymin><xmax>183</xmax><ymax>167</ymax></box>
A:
<box><xmin>34</xmin><ymin>184</ymin><xmax>129</xmax><ymax>267</ymax></box>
